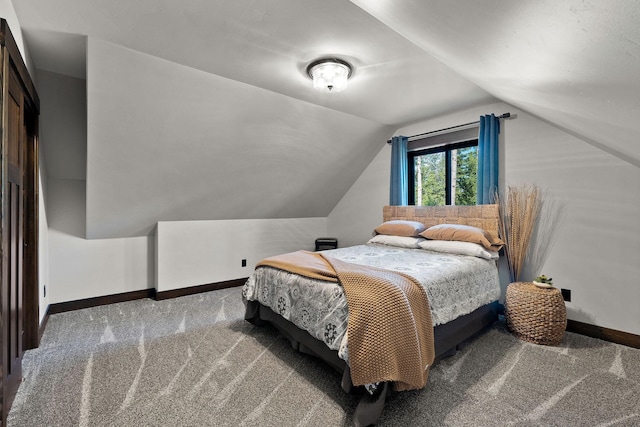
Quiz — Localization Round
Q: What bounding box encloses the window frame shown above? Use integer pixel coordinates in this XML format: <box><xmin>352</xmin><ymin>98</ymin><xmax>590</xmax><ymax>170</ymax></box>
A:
<box><xmin>408</xmin><ymin>139</ymin><xmax>478</xmax><ymax>206</ymax></box>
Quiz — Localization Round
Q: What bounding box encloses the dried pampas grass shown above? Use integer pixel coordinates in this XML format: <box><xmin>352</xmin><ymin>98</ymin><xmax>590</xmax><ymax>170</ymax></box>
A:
<box><xmin>495</xmin><ymin>184</ymin><xmax>542</xmax><ymax>282</ymax></box>
<box><xmin>521</xmin><ymin>192</ymin><xmax>564</xmax><ymax>282</ymax></box>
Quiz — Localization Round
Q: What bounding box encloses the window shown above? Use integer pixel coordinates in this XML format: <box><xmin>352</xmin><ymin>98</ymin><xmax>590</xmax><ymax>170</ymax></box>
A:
<box><xmin>408</xmin><ymin>140</ymin><xmax>478</xmax><ymax>206</ymax></box>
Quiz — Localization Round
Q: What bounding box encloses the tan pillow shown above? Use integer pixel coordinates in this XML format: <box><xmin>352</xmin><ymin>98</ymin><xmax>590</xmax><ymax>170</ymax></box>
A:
<box><xmin>374</xmin><ymin>220</ymin><xmax>426</xmax><ymax>237</ymax></box>
<box><xmin>420</xmin><ymin>224</ymin><xmax>504</xmax><ymax>252</ymax></box>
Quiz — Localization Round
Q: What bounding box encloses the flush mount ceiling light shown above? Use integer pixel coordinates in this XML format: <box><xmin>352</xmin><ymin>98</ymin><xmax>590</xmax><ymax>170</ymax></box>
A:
<box><xmin>306</xmin><ymin>58</ymin><xmax>353</xmax><ymax>93</ymax></box>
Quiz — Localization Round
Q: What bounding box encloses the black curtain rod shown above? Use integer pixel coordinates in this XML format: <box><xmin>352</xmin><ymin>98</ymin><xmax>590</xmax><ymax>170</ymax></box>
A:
<box><xmin>387</xmin><ymin>112</ymin><xmax>511</xmax><ymax>144</ymax></box>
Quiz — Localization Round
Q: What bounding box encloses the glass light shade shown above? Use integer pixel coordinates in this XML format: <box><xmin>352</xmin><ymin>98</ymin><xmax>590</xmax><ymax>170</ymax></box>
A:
<box><xmin>307</xmin><ymin>59</ymin><xmax>352</xmax><ymax>93</ymax></box>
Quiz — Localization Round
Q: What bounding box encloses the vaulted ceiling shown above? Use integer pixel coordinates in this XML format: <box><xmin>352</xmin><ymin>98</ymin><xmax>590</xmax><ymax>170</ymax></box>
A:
<box><xmin>13</xmin><ymin>0</ymin><xmax>495</xmax><ymax>125</ymax></box>
<box><xmin>10</xmin><ymin>0</ymin><xmax>640</xmax><ymax>237</ymax></box>
<box><xmin>351</xmin><ymin>0</ymin><xmax>640</xmax><ymax>167</ymax></box>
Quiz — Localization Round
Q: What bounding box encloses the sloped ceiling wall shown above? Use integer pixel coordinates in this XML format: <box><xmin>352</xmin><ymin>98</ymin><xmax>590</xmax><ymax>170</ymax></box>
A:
<box><xmin>86</xmin><ymin>39</ymin><xmax>392</xmax><ymax>238</ymax></box>
<box><xmin>13</xmin><ymin>0</ymin><xmax>496</xmax><ymax>239</ymax></box>
<box><xmin>12</xmin><ymin>0</ymin><xmax>640</xmax><ymax>239</ymax></box>
<box><xmin>351</xmin><ymin>0</ymin><xmax>640</xmax><ymax>167</ymax></box>
<box><xmin>14</xmin><ymin>0</ymin><xmax>495</xmax><ymax>125</ymax></box>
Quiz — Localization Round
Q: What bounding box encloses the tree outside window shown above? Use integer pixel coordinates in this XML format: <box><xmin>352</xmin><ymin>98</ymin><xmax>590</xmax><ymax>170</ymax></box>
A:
<box><xmin>408</xmin><ymin>141</ymin><xmax>477</xmax><ymax>206</ymax></box>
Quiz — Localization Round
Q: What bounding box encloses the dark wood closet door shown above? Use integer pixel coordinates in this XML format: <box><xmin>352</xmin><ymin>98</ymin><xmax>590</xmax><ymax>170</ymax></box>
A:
<box><xmin>0</xmin><ymin>19</ymin><xmax>40</xmax><ymax>425</ymax></box>
<box><xmin>2</xmin><ymin>69</ymin><xmax>25</xmax><ymax>415</ymax></box>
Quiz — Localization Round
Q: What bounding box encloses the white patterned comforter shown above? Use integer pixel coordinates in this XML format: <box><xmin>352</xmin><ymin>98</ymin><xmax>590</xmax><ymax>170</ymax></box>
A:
<box><xmin>242</xmin><ymin>243</ymin><xmax>500</xmax><ymax>358</ymax></box>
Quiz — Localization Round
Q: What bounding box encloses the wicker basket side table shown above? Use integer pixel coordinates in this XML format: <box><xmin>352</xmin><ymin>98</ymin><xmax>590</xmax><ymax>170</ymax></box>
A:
<box><xmin>504</xmin><ymin>282</ymin><xmax>567</xmax><ymax>346</ymax></box>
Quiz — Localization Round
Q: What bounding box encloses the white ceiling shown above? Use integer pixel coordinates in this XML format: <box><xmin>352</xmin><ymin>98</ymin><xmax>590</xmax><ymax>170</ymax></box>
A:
<box><xmin>15</xmin><ymin>0</ymin><xmax>640</xmax><ymax>165</ymax></box>
<box><xmin>351</xmin><ymin>0</ymin><xmax>640</xmax><ymax>167</ymax></box>
<box><xmin>9</xmin><ymin>0</ymin><xmax>640</xmax><ymax>237</ymax></box>
<box><xmin>13</xmin><ymin>0</ymin><xmax>495</xmax><ymax>126</ymax></box>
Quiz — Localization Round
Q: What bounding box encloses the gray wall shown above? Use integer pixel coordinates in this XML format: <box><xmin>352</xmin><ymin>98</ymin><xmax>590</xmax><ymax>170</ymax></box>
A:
<box><xmin>86</xmin><ymin>38</ymin><xmax>392</xmax><ymax>239</ymax></box>
<box><xmin>35</xmin><ymin>37</ymin><xmax>393</xmax><ymax>303</ymax></box>
<box><xmin>328</xmin><ymin>101</ymin><xmax>640</xmax><ymax>336</ymax></box>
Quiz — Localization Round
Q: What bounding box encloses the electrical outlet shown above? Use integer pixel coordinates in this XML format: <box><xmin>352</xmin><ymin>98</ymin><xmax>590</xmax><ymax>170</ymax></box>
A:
<box><xmin>561</xmin><ymin>288</ymin><xmax>571</xmax><ymax>302</ymax></box>
<box><xmin>241</xmin><ymin>259</ymin><xmax>247</xmax><ymax>267</ymax></box>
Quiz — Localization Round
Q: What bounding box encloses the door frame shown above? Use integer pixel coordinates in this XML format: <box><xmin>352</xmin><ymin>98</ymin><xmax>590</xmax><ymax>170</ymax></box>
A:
<box><xmin>1</xmin><ymin>19</ymin><xmax>40</xmax><ymax>351</ymax></box>
<box><xmin>0</xmin><ymin>18</ymin><xmax>40</xmax><ymax>423</ymax></box>
<box><xmin>21</xmin><ymin>100</ymin><xmax>39</xmax><ymax>351</ymax></box>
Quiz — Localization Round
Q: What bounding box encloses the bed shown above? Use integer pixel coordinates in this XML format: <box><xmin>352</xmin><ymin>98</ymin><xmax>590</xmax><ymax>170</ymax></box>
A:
<box><xmin>242</xmin><ymin>205</ymin><xmax>502</xmax><ymax>426</ymax></box>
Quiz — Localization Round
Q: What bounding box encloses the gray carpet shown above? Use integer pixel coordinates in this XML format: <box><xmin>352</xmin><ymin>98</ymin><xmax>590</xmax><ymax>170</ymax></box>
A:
<box><xmin>9</xmin><ymin>287</ymin><xmax>640</xmax><ymax>426</ymax></box>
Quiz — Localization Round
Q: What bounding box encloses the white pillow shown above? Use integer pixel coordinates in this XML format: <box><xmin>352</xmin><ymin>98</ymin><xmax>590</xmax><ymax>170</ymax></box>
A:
<box><xmin>418</xmin><ymin>240</ymin><xmax>499</xmax><ymax>259</ymax></box>
<box><xmin>368</xmin><ymin>234</ymin><xmax>424</xmax><ymax>249</ymax></box>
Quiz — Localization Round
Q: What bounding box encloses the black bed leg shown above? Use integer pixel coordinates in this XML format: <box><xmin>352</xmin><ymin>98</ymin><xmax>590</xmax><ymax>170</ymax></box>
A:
<box><xmin>341</xmin><ymin>366</ymin><xmax>355</xmax><ymax>394</ymax></box>
<box><xmin>353</xmin><ymin>382</ymin><xmax>390</xmax><ymax>427</ymax></box>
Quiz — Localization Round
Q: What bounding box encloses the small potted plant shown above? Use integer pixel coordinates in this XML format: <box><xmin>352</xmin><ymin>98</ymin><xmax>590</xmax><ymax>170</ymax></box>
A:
<box><xmin>533</xmin><ymin>275</ymin><xmax>554</xmax><ymax>288</ymax></box>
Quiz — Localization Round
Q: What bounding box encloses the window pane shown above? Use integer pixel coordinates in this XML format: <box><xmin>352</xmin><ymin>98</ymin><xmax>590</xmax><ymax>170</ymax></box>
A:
<box><xmin>414</xmin><ymin>152</ymin><xmax>445</xmax><ymax>206</ymax></box>
<box><xmin>454</xmin><ymin>146</ymin><xmax>477</xmax><ymax>205</ymax></box>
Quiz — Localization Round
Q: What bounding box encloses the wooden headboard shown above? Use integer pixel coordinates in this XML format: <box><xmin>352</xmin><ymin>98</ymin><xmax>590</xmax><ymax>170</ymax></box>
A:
<box><xmin>383</xmin><ymin>204</ymin><xmax>500</xmax><ymax>240</ymax></box>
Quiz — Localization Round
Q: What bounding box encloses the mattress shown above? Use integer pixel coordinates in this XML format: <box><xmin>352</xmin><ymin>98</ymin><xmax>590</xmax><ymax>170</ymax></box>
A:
<box><xmin>243</xmin><ymin>243</ymin><xmax>500</xmax><ymax>358</ymax></box>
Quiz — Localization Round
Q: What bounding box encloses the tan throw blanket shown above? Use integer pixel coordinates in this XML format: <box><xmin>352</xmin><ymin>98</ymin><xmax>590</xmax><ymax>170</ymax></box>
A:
<box><xmin>257</xmin><ymin>250</ymin><xmax>339</xmax><ymax>282</ymax></box>
<box><xmin>256</xmin><ymin>250</ymin><xmax>435</xmax><ymax>391</ymax></box>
